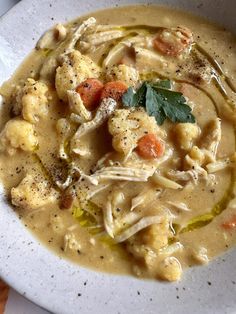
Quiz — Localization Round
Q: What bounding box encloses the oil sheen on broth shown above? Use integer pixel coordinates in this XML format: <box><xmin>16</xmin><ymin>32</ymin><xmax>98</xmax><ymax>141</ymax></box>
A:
<box><xmin>0</xmin><ymin>5</ymin><xmax>235</xmax><ymax>282</ymax></box>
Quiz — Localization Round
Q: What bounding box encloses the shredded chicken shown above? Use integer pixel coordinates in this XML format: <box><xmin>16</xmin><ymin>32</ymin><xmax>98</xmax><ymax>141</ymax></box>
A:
<box><xmin>167</xmin><ymin>201</ymin><xmax>191</xmax><ymax>212</ymax></box>
<box><xmin>130</xmin><ymin>189</ymin><xmax>162</xmax><ymax>211</ymax></box>
<box><xmin>168</xmin><ymin>169</ymin><xmax>200</xmax><ymax>183</ymax></box>
<box><xmin>80</xmin><ymin>29</ymin><xmax>126</xmax><ymax>51</ymax></box>
<box><xmin>63</xmin><ymin>17</ymin><xmax>97</xmax><ymax>55</ymax></box>
<box><xmin>71</xmin><ymin>98</ymin><xmax>117</xmax><ymax>154</ymax></box>
<box><xmin>158</xmin><ymin>242</ymin><xmax>184</xmax><ymax>256</ymax></box>
<box><xmin>67</xmin><ymin>90</ymin><xmax>92</xmax><ymax>121</ymax></box>
<box><xmin>206</xmin><ymin>158</ymin><xmax>231</xmax><ymax>173</ymax></box>
<box><xmin>36</xmin><ymin>23</ymin><xmax>67</xmax><ymax>49</ymax></box>
<box><xmin>114</xmin><ymin>215</ymin><xmax>164</xmax><ymax>243</ymax></box>
<box><xmin>56</xmin><ymin>118</ymin><xmax>71</xmax><ymax>159</ymax></box>
<box><xmin>152</xmin><ymin>172</ymin><xmax>182</xmax><ymax>189</ymax></box>
<box><xmin>201</xmin><ymin>118</ymin><xmax>222</xmax><ymax>162</ymax></box>
<box><xmin>91</xmin><ymin>166</ymin><xmax>156</xmax><ymax>183</ymax></box>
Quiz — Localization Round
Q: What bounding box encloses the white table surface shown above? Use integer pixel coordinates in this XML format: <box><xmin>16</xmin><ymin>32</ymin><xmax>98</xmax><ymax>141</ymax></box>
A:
<box><xmin>0</xmin><ymin>1</ymin><xmax>50</xmax><ymax>313</ymax></box>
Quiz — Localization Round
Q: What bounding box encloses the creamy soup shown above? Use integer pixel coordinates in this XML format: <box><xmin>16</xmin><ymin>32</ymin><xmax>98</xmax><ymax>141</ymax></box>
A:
<box><xmin>0</xmin><ymin>5</ymin><xmax>236</xmax><ymax>282</ymax></box>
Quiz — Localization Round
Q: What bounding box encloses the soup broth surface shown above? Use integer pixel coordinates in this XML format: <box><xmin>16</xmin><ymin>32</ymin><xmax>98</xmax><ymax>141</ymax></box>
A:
<box><xmin>0</xmin><ymin>5</ymin><xmax>235</xmax><ymax>281</ymax></box>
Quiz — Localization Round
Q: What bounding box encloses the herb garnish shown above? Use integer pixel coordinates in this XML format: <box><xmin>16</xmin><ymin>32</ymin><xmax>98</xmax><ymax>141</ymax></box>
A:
<box><xmin>122</xmin><ymin>80</ymin><xmax>195</xmax><ymax>125</ymax></box>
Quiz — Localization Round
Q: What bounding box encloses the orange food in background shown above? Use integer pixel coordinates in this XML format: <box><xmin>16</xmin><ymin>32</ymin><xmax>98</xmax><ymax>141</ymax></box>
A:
<box><xmin>0</xmin><ymin>280</ymin><xmax>9</xmax><ymax>314</ymax></box>
<box><xmin>222</xmin><ymin>216</ymin><xmax>236</xmax><ymax>230</ymax></box>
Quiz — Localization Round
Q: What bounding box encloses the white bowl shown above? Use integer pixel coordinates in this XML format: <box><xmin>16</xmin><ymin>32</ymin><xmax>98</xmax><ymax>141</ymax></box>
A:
<box><xmin>0</xmin><ymin>1</ymin><xmax>235</xmax><ymax>313</ymax></box>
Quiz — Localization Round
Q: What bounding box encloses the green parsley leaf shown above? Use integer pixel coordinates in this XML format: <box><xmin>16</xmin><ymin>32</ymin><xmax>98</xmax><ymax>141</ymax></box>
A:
<box><xmin>151</xmin><ymin>79</ymin><xmax>171</xmax><ymax>90</ymax></box>
<box><xmin>155</xmin><ymin>89</ymin><xmax>195</xmax><ymax>124</ymax></box>
<box><xmin>145</xmin><ymin>85</ymin><xmax>165</xmax><ymax>125</ymax></box>
<box><xmin>122</xmin><ymin>80</ymin><xmax>195</xmax><ymax>125</ymax></box>
<box><xmin>122</xmin><ymin>83</ymin><xmax>146</xmax><ymax>108</ymax></box>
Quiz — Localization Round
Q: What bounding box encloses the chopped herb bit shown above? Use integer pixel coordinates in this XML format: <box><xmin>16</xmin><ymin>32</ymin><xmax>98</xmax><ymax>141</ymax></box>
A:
<box><xmin>122</xmin><ymin>80</ymin><xmax>195</xmax><ymax>125</ymax></box>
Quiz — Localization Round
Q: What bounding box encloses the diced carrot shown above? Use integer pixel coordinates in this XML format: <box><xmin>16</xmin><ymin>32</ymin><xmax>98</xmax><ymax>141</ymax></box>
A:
<box><xmin>221</xmin><ymin>216</ymin><xmax>236</xmax><ymax>230</ymax></box>
<box><xmin>153</xmin><ymin>34</ymin><xmax>183</xmax><ymax>57</ymax></box>
<box><xmin>153</xmin><ymin>27</ymin><xmax>193</xmax><ymax>57</ymax></box>
<box><xmin>76</xmin><ymin>78</ymin><xmax>104</xmax><ymax>111</ymax></box>
<box><xmin>100</xmin><ymin>81</ymin><xmax>128</xmax><ymax>102</ymax></box>
<box><xmin>136</xmin><ymin>134</ymin><xmax>165</xmax><ymax>159</ymax></box>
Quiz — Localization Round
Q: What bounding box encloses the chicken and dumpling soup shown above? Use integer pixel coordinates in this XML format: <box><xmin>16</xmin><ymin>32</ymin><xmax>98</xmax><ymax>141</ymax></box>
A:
<box><xmin>0</xmin><ymin>5</ymin><xmax>235</xmax><ymax>281</ymax></box>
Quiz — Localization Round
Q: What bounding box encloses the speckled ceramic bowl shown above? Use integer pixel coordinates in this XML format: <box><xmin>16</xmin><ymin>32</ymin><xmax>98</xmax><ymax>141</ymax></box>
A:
<box><xmin>0</xmin><ymin>1</ymin><xmax>236</xmax><ymax>313</ymax></box>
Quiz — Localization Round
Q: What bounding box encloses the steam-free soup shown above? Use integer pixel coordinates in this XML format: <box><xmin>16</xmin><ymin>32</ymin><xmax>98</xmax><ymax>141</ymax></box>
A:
<box><xmin>0</xmin><ymin>5</ymin><xmax>235</xmax><ymax>281</ymax></box>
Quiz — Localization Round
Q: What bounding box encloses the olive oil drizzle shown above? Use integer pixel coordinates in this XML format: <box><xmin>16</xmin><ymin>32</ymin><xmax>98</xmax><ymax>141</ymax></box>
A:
<box><xmin>195</xmin><ymin>43</ymin><xmax>236</xmax><ymax>93</ymax></box>
<box><xmin>180</xmin><ymin>172</ymin><xmax>235</xmax><ymax>233</ymax></box>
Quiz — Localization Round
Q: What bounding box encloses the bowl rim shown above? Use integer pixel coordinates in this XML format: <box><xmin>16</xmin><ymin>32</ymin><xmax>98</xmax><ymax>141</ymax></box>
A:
<box><xmin>0</xmin><ymin>1</ymin><xmax>236</xmax><ymax>313</ymax></box>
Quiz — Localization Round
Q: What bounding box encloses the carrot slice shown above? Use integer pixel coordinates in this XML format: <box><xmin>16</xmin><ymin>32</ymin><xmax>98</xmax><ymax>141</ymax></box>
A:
<box><xmin>100</xmin><ymin>81</ymin><xmax>128</xmax><ymax>102</ymax></box>
<box><xmin>76</xmin><ymin>78</ymin><xmax>104</xmax><ymax>111</ymax></box>
<box><xmin>136</xmin><ymin>134</ymin><xmax>165</xmax><ymax>159</ymax></box>
<box><xmin>153</xmin><ymin>34</ymin><xmax>183</xmax><ymax>57</ymax></box>
<box><xmin>153</xmin><ymin>27</ymin><xmax>193</xmax><ymax>57</ymax></box>
<box><xmin>221</xmin><ymin>216</ymin><xmax>236</xmax><ymax>230</ymax></box>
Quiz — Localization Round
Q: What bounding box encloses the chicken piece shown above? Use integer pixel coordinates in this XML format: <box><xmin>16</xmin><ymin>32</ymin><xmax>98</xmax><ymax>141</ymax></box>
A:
<box><xmin>13</xmin><ymin>78</ymin><xmax>49</xmax><ymax>123</ymax></box>
<box><xmin>157</xmin><ymin>256</ymin><xmax>182</xmax><ymax>281</ymax></box>
<box><xmin>39</xmin><ymin>17</ymin><xmax>96</xmax><ymax>82</ymax></box>
<box><xmin>91</xmin><ymin>166</ymin><xmax>156</xmax><ymax>184</ymax></box>
<box><xmin>71</xmin><ymin>98</ymin><xmax>117</xmax><ymax>154</ymax></box>
<box><xmin>0</xmin><ymin>119</ymin><xmax>38</xmax><ymax>155</ymax></box>
<box><xmin>108</xmin><ymin>108</ymin><xmax>163</xmax><ymax>155</ymax></box>
<box><xmin>56</xmin><ymin>118</ymin><xmax>71</xmax><ymax>137</ymax></box>
<box><xmin>56</xmin><ymin>118</ymin><xmax>71</xmax><ymax>159</ymax></box>
<box><xmin>200</xmin><ymin>118</ymin><xmax>221</xmax><ymax>162</ymax></box>
<box><xmin>174</xmin><ymin>122</ymin><xmax>200</xmax><ymax>150</ymax></box>
<box><xmin>36</xmin><ymin>24</ymin><xmax>67</xmax><ymax>50</ymax></box>
<box><xmin>63</xmin><ymin>17</ymin><xmax>97</xmax><ymax>55</ymax></box>
<box><xmin>11</xmin><ymin>174</ymin><xmax>59</xmax><ymax>211</ymax></box>
<box><xmin>67</xmin><ymin>90</ymin><xmax>92</xmax><ymax>121</ymax></box>
<box><xmin>55</xmin><ymin>50</ymin><xmax>101</xmax><ymax>102</ymax></box>
<box><xmin>80</xmin><ymin>29</ymin><xmax>126</xmax><ymax>52</ymax></box>
<box><xmin>106</xmin><ymin>64</ymin><xmax>139</xmax><ymax>87</ymax></box>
